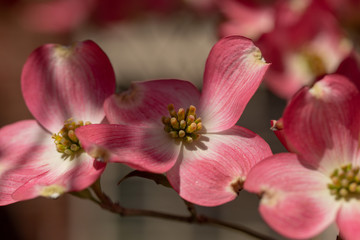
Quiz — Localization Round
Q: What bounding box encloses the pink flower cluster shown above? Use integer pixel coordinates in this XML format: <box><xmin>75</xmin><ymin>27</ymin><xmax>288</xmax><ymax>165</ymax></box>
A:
<box><xmin>2</xmin><ymin>11</ymin><xmax>360</xmax><ymax>239</ymax></box>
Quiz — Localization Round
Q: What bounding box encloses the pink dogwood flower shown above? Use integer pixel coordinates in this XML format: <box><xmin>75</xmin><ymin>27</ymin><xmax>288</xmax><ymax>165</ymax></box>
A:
<box><xmin>218</xmin><ymin>0</ymin><xmax>275</xmax><ymax>40</ymax></box>
<box><xmin>245</xmin><ymin>74</ymin><xmax>360</xmax><ymax>239</ymax></box>
<box><xmin>0</xmin><ymin>40</ymin><xmax>116</xmax><ymax>205</ymax></box>
<box><xmin>75</xmin><ymin>36</ymin><xmax>272</xmax><ymax>206</ymax></box>
<box><xmin>257</xmin><ymin>0</ymin><xmax>351</xmax><ymax>99</ymax></box>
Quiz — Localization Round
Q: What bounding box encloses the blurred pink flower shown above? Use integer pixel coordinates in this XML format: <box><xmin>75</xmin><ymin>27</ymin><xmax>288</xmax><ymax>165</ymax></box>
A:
<box><xmin>219</xmin><ymin>0</ymin><xmax>352</xmax><ymax>99</ymax></box>
<box><xmin>0</xmin><ymin>40</ymin><xmax>116</xmax><ymax>205</ymax></box>
<box><xmin>75</xmin><ymin>36</ymin><xmax>272</xmax><ymax>206</ymax></box>
<box><xmin>257</xmin><ymin>0</ymin><xmax>351</xmax><ymax>99</ymax></box>
<box><xmin>218</xmin><ymin>0</ymin><xmax>275</xmax><ymax>40</ymax></box>
<box><xmin>335</xmin><ymin>53</ymin><xmax>360</xmax><ymax>90</ymax></box>
<box><xmin>19</xmin><ymin>0</ymin><xmax>97</xmax><ymax>33</ymax></box>
<box><xmin>18</xmin><ymin>0</ymin><xmax>223</xmax><ymax>33</ymax></box>
<box><xmin>245</xmin><ymin>74</ymin><xmax>360</xmax><ymax>239</ymax></box>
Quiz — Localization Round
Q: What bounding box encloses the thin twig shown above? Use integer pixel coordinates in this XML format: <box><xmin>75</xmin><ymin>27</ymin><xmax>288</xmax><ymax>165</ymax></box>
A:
<box><xmin>91</xmin><ymin>188</ymin><xmax>277</xmax><ymax>240</ymax></box>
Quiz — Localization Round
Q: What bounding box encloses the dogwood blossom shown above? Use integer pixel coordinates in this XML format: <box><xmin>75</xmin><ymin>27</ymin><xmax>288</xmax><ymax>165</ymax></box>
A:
<box><xmin>245</xmin><ymin>74</ymin><xmax>360</xmax><ymax>239</ymax></box>
<box><xmin>0</xmin><ymin>40</ymin><xmax>116</xmax><ymax>205</ymax></box>
<box><xmin>75</xmin><ymin>36</ymin><xmax>272</xmax><ymax>206</ymax></box>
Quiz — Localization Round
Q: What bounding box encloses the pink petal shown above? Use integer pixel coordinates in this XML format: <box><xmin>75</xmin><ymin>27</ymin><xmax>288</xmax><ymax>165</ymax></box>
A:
<box><xmin>282</xmin><ymin>74</ymin><xmax>360</xmax><ymax>173</ymax></box>
<box><xmin>245</xmin><ymin>153</ymin><xmax>339</xmax><ymax>239</ymax></box>
<box><xmin>0</xmin><ymin>120</ymin><xmax>50</xmax><ymax>205</ymax></box>
<box><xmin>104</xmin><ymin>79</ymin><xmax>201</xmax><ymax>125</ymax></box>
<box><xmin>0</xmin><ymin>120</ymin><xmax>104</xmax><ymax>204</ymax></box>
<box><xmin>336</xmin><ymin>54</ymin><xmax>360</xmax><ymax>90</ymax></box>
<box><xmin>12</xmin><ymin>153</ymin><xmax>105</xmax><ymax>201</ymax></box>
<box><xmin>20</xmin><ymin>0</ymin><xmax>96</xmax><ymax>33</ymax></box>
<box><xmin>219</xmin><ymin>0</ymin><xmax>274</xmax><ymax>40</ymax></box>
<box><xmin>75</xmin><ymin>124</ymin><xmax>181</xmax><ymax>173</ymax></box>
<box><xmin>337</xmin><ymin>201</ymin><xmax>360</xmax><ymax>240</ymax></box>
<box><xmin>167</xmin><ymin>125</ymin><xmax>272</xmax><ymax>206</ymax></box>
<box><xmin>21</xmin><ymin>40</ymin><xmax>116</xmax><ymax>133</ymax></box>
<box><xmin>199</xmin><ymin>36</ymin><xmax>269</xmax><ymax>132</ymax></box>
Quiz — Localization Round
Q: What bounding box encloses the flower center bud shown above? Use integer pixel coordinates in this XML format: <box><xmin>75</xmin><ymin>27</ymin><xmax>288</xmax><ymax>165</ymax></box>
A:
<box><xmin>52</xmin><ymin>119</ymin><xmax>91</xmax><ymax>156</ymax></box>
<box><xmin>162</xmin><ymin>104</ymin><xmax>202</xmax><ymax>143</ymax></box>
<box><xmin>328</xmin><ymin>164</ymin><xmax>360</xmax><ymax>200</ymax></box>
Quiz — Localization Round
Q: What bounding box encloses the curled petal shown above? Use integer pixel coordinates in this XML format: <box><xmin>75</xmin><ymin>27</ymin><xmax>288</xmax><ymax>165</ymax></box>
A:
<box><xmin>337</xmin><ymin>201</ymin><xmax>360</xmax><ymax>240</ymax></box>
<box><xmin>282</xmin><ymin>74</ymin><xmax>360</xmax><ymax>173</ymax></box>
<box><xmin>76</xmin><ymin>124</ymin><xmax>181</xmax><ymax>173</ymax></box>
<box><xmin>167</xmin><ymin>125</ymin><xmax>272</xmax><ymax>206</ymax></box>
<box><xmin>22</xmin><ymin>40</ymin><xmax>116</xmax><ymax>133</ymax></box>
<box><xmin>199</xmin><ymin>36</ymin><xmax>269</xmax><ymax>132</ymax></box>
<box><xmin>104</xmin><ymin>79</ymin><xmax>201</xmax><ymax>125</ymax></box>
<box><xmin>245</xmin><ymin>153</ymin><xmax>338</xmax><ymax>239</ymax></box>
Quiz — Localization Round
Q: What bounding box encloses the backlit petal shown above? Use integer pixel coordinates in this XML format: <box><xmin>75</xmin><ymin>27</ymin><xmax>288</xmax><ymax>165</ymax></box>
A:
<box><xmin>199</xmin><ymin>36</ymin><xmax>269</xmax><ymax>132</ymax></box>
<box><xmin>245</xmin><ymin>153</ymin><xmax>339</xmax><ymax>239</ymax></box>
<box><xmin>76</xmin><ymin>124</ymin><xmax>181</xmax><ymax>173</ymax></box>
<box><xmin>22</xmin><ymin>40</ymin><xmax>116</xmax><ymax>133</ymax></box>
<box><xmin>282</xmin><ymin>74</ymin><xmax>360</xmax><ymax>174</ymax></box>
<box><xmin>0</xmin><ymin>120</ymin><xmax>49</xmax><ymax>205</ymax></box>
<box><xmin>167</xmin><ymin>125</ymin><xmax>272</xmax><ymax>206</ymax></box>
<box><xmin>336</xmin><ymin>201</ymin><xmax>360</xmax><ymax>240</ymax></box>
<box><xmin>12</xmin><ymin>153</ymin><xmax>105</xmax><ymax>201</ymax></box>
<box><xmin>0</xmin><ymin>120</ymin><xmax>104</xmax><ymax>203</ymax></box>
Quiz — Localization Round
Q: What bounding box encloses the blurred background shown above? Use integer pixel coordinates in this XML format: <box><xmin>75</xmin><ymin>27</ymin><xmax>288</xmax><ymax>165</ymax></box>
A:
<box><xmin>1</xmin><ymin>0</ymin><xmax>358</xmax><ymax>239</ymax></box>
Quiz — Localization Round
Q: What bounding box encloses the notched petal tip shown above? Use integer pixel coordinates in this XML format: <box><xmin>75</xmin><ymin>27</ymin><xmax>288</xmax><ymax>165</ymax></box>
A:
<box><xmin>40</xmin><ymin>184</ymin><xmax>66</xmax><ymax>199</ymax></box>
<box><xmin>250</xmin><ymin>46</ymin><xmax>268</xmax><ymax>64</ymax></box>
<box><xmin>114</xmin><ymin>83</ymin><xmax>143</xmax><ymax>106</ymax></box>
<box><xmin>309</xmin><ymin>81</ymin><xmax>327</xmax><ymax>99</ymax></box>
<box><xmin>259</xmin><ymin>186</ymin><xmax>284</xmax><ymax>207</ymax></box>
<box><xmin>53</xmin><ymin>43</ymin><xmax>76</xmax><ymax>59</ymax></box>
<box><xmin>229</xmin><ymin>176</ymin><xmax>246</xmax><ymax>195</ymax></box>
<box><xmin>88</xmin><ymin>145</ymin><xmax>111</xmax><ymax>163</ymax></box>
<box><xmin>270</xmin><ymin>119</ymin><xmax>284</xmax><ymax>131</ymax></box>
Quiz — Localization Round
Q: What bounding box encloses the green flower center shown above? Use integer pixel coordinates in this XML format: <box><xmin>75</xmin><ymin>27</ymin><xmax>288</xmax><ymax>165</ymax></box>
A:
<box><xmin>162</xmin><ymin>104</ymin><xmax>202</xmax><ymax>143</ymax></box>
<box><xmin>328</xmin><ymin>164</ymin><xmax>360</xmax><ymax>200</ymax></box>
<box><xmin>52</xmin><ymin>118</ymin><xmax>90</xmax><ymax>156</ymax></box>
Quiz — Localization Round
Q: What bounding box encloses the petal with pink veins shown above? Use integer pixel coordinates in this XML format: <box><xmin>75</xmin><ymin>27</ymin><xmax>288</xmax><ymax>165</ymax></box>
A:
<box><xmin>0</xmin><ymin>120</ymin><xmax>52</xmax><ymax>203</ymax></box>
<box><xmin>282</xmin><ymin>74</ymin><xmax>360</xmax><ymax>174</ymax></box>
<box><xmin>12</xmin><ymin>153</ymin><xmax>105</xmax><ymax>201</ymax></box>
<box><xmin>104</xmin><ymin>79</ymin><xmax>201</xmax><ymax>125</ymax></box>
<box><xmin>245</xmin><ymin>153</ymin><xmax>339</xmax><ymax>239</ymax></box>
<box><xmin>167</xmin><ymin>125</ymin><xmax>272</xmax><ymax>206</ymax></box>
<box><xmin>22</xmin><ymin>40</ymin><xmax>116</xmax><ymax>133</ymax></box>
<box><xmin>76</xmin><ymin>124</ymin><xmax>181</xmax><ymax>173</ymax></box>
<box><xmin>199</xmin><ymin>36</ymin><xmax>270</xmax><ymax>133</ymax></box>
<box><xmin>337</xmin><ymin>201</ymin><xmax>360</xmax><ymax>240</ymax></box>
<box><xmin>0</xmin><ymin>120</ymin><xmax>104</xmax><ymax>203</ymax></box>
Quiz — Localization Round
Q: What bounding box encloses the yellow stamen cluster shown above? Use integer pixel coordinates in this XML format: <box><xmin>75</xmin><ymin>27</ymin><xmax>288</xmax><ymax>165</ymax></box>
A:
<box><xmin>162</xmin><ymin>104</ymin><xmax>202</xmax><ymax>143</ymax></box>
<box><xmin>328</xmin><ymin>164</ymin><xmax>360</xmax><ymax>199</ymax></box>
<box><xmin>52</xmin><ymin>119</ymin><xmax>90</xmax><ymax>156</ymax></box>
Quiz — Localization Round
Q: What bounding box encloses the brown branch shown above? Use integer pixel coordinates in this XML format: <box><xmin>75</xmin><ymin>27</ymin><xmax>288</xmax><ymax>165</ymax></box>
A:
<box><xmin>90</xmin><ymin>184</ymin><xmax>277</xmax><ymax>240</ymax></box>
